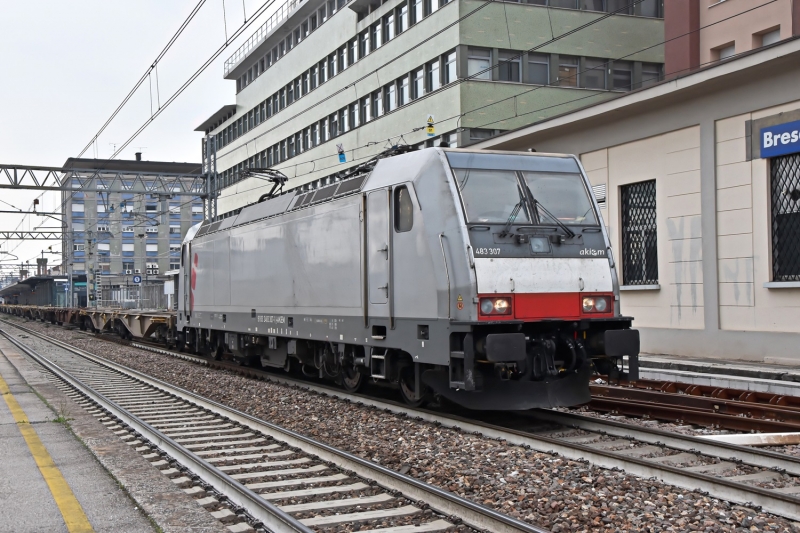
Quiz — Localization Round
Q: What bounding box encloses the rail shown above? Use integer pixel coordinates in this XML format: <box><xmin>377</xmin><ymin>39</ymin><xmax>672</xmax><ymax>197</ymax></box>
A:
<box><xmin>4</xmin><ymin>319</ymin><xmax>549</xmax><ymax>533</ymax></box>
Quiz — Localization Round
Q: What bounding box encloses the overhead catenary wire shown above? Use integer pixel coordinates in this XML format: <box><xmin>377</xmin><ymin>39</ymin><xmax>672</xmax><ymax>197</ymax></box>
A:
<box><xmin>76</xmin><ymin>0</ymin><xmax>209</xmax><ymax>158</ymax></box>
<box><xmin>107</xmin><ymin>0</ymin><xmax>286</xmax><ymax>161</ymax></box>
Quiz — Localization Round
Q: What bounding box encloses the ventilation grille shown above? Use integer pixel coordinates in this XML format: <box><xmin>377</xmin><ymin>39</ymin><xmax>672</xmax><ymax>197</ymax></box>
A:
<box><xmin>592</xmin><ymin>184</ymin><xmax>607</xmax><ymax>209</ymax></box>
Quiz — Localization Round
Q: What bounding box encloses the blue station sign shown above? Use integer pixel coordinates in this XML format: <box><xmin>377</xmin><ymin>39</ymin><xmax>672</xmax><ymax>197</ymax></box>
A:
<box><xmin>761</xmin><ymin>119</ymin><xmax>800</xmax><ymax>158</ymax></box>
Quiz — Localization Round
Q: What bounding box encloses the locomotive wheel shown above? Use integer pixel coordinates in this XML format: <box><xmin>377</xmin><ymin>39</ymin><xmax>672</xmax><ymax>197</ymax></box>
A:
<box><xmin>341</xmin><ymin>365</ymin><xmax>363</xmax><ymax>393</ymax></box>
<box><xmin>399</xmin><ymin>366</ymin><xmax>428</xmax><ymax>408</ymax></box>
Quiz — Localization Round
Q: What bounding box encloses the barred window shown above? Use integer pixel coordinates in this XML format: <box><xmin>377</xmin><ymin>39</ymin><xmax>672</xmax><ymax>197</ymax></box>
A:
<box><xmin>771</xmin><ymin>154</ymin><xmax>800</xmax><ymax>281</ymax></box>
<box><xmin>621</xmin><ymin>180</ymin><xmax>658</xmax><ymax>285</ymax></box>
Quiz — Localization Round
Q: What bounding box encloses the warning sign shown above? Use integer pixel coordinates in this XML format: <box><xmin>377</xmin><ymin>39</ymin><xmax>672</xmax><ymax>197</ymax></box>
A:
<box><xmin>426</xmin><ymin>114</ymin><xmax>435</xmax><ymax>137</ymax></box>
<box><xmin>457</xmin><ymin>294</ymin><xmax>463</xmax><ymax>301</ymax></box>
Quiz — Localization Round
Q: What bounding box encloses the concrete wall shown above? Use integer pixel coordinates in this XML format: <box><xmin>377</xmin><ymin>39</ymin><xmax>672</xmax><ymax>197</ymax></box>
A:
<box><xmin>715</xmin><ymin>100</ymin><xmax>800</xmax><ymax>335</ymax></box>
<box><xmin>582</xmin><ymin>126</ymin><xmax>705</xmax><ymax>331</ymax></box>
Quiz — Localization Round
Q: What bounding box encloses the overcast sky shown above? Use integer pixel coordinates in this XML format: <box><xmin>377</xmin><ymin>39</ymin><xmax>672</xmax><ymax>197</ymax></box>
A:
<box><xmin>0</xmin><ymin>0</ymin><xmax>272</xmax><ymax>275</ymax></box>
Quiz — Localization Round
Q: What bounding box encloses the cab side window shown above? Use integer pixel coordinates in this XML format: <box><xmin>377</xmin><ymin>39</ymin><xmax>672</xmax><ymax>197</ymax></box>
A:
<box><xmin>394</xmin><ymin>186</ymin><xmax>413</xmax><ymax>232</ymax></box>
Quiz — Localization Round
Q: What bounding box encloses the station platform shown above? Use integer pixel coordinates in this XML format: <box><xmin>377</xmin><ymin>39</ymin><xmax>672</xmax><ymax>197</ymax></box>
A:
<box><xmin>638</xmin><ymin>352</ymin><xmax>800</xmax><ymax>396</ymax></box>
<box><xmin>0</xmin><ymin>336</ymin><xmax>228</xmax><ymax>533</ymax></box>
<box><xmin>0</xmin><ymin>342</ymin><xmax>154</xmax><ymax>532</ymax></box>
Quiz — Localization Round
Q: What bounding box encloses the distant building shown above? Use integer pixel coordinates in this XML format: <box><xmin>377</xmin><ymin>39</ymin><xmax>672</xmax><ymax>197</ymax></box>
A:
<box><xmin>61</xmin><ymin>156</ymin><xmax>204</xmax><ymax>306</ymax></box>
<box><xmin>198</xmin><ymin>0</ymin><xmax>665</xmax><ymax>215</ymax></box>
<box><xmin>665</xmin><ymin>0</ymin><xmax>799</xmax><ymax>77</ymax></box>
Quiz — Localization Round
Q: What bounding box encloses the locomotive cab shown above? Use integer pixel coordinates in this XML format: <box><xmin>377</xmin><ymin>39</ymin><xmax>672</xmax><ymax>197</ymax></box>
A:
<box><xmin>416</xmin><ymin>150</ymin><xmax>639</xmax><ymax>409</ymax></box>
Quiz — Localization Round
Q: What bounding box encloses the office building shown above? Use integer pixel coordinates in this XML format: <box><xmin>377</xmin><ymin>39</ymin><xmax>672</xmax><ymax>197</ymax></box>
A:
<box><xmin>62</xmin><ymin>157</ymin><xmax>204</xmax><ymax>306</ymax></box>
<box><xmin>197</xmin><ymin>0</ymin><xmax>665</xmax><ymax>214</ymax></box>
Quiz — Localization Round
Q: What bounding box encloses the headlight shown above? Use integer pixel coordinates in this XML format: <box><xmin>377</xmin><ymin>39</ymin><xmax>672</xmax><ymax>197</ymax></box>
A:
<box><xmin>494</xmin><ymin>299</ymin><xmax>510</xmax><ymax>313</ymax></box>
<box><xmin>582</xmin><ymin>295</ymin><xmax>611</xmax><ymax>313</ymax></box>
<box><xmin>479</xmin><ymin>297</ymin><xmax>512</xmax><ymax>316</ymax></box>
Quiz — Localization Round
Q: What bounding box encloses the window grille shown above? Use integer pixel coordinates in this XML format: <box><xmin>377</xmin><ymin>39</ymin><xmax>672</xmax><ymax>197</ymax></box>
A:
<box><xmin>621</xmin><ymin>180</ymin><xmax>658</xmax><ymax>285</ymax></box>
<box><xmin>771</xmin><ymin>154</ymin><xmax>800</xmax><ymax>281</ymax></box>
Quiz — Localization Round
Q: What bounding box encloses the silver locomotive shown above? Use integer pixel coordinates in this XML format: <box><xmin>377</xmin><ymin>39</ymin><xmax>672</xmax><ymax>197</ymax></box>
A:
<box><xmin>178</xmin><ymin>147</ymin><xmax>639</xmax><ymax>410</ymax></box>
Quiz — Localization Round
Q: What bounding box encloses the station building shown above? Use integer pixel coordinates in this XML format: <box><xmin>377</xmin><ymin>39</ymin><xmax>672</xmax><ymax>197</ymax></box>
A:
<box><xmin>474</xmin><ymin>34</ymin><xmax>800</xmax><ymax>362</ymax></box>
<box><xmin>197</xmin><ymin>0</ymin><xmax>665</xmax><ymax>215</ymax></box>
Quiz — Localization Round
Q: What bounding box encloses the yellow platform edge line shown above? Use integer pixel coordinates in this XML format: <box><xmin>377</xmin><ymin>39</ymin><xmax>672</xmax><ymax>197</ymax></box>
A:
<box><xmin>0</xmin><ymin>369</ymin><xmax>94</xmax><ymax>533</ymax></box>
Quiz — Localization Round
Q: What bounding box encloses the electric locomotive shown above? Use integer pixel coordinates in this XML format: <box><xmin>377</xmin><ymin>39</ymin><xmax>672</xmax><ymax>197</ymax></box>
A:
<box><xmin>177</xmin><ymin>147</ymin><xmax>639</xmax><ymax>410</ymax></box>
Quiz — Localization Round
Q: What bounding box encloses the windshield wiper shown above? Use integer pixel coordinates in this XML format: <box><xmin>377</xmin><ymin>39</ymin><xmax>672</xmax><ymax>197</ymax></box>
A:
<box><xmin>525</xmin><ymin>184</ymin><xmax>575</xmax><ymax>239</ymax></box>
<box><xmin>500</xmin><ymin>202</ymin><xmax>523</xmax><ymax>237</ymax></box>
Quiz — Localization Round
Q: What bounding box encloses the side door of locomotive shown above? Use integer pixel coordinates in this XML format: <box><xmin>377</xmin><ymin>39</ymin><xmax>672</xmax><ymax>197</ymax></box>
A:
<box><xmin>366</xmin><ymin>189</ymin><xmax>390</xmax><ymax>320</ymax></box>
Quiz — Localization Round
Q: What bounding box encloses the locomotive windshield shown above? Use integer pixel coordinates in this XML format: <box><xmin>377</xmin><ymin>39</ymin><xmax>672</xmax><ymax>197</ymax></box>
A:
<box><xmin>447</xmin><ymin>152</ymin><xmax>598</xmax><ymax>226</ymax></box>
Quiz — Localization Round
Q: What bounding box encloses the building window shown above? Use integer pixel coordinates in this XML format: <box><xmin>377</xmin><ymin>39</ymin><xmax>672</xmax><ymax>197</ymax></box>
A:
<box><xmin>717</xmin><ymin>44</ymin><xmax>735</xmax><ymax>61</ymax></box>
<box><xmin>641</xmin><ymin>63</ymin><xmax>661</xmax><ymax>88</ymax></box>
<box><xmin>558</xmin><ymin>55</ymin><xmax>579</xmax><ymax>87</ymax></box>
<box><xmin>410</xmin><ymin>0</ymin><xmax>423</xmax><ymax>24</ymax></box>
<box><xmin>583</xmin><ymin>58</ymin><xmax>606</xmax><ymax>89</ymax></box>
<box><xmin>383</xmin><ymin>12</ymin><xmax>395</xmax><ymax>42</ymax></box>
<box><xmin>467</xmin><ymin>48</ymin><xmax>492</xmax><ymax>80</ymax></box>
<box><xmin>426</xmin><ymin>59</ymin><xmax>440</xmax><ymax>91</ymax></box>
<box><xmin>444</xmin><ymin>50</ymin><xmax>456</xmax><ymax>83</ymax></box>
<box><xmin>580</xmin><ymin>0</ymin><xmax>603</xmax><ymax>10</ymax></box>
<box><xmin>397</xmin><ymin>2</ymin><xmax>408</xmax><ymax>33</ymax></box>
<box><xmin>359</xmin><ymin>31</ymin><xmax>369</xmax><ymax>58</ymax></box>
<box><xmin>397</xmin><ymin>76</ymin><xmax>409</xmax><ymax>106</ymax></box>
<box><xmin>372</xmin><ymin>90</ymin><xmax>383</xmax><ymax>117</ymax></box>
<box><xmin>771</xmin><ymin>154</ymin><xmax>800</xmax><ymax>281</ymax></box>
<box><xmin>348</xmin><ymin>38</ymin><xmax>357</xmax><ymax>65</ymax></box>
<box><xmin>606</xmin><ymin>0</ymin><xmax>632</xmax><ymax>14</ymax></box>
<box><xmin>498</xmin><ymin>51</ymin><xmax>521</xmax><ymax>82</ymax></box>
<box><xmin>760</xmin><ymin>28</ymin><xmax>781</xmax><ymax>47</ymax></box>
<box><xmin>412</xmin><ymin>68</ymin><xmax>424</xmax><ymax>98</ymax></box>
<box><xmin>612</xmin><ymin>60</ymin><xmax>632</xmax><ymax>90</ymax></box>
<box><xmin>528</xmin><ymin>53</ymin><xmax>549</xmax><ymax>84</ymax></box>
<box><xmin>621</xmin><ymin>180</ymin><xmax>658</xmax><ymax>286</ymax></box>
<box><xmin>360</xmin><ymin>96</ymin><xmax>371</xmax><ymax>123</ymax></box>
<box><xmin>370</xmin><ymin>23</ymin><xmax>381</xmax><ymax>51</ymax></box>
<box><xmin>469</xmin><ymin>128</ymin><xmax>495</xmax><ymax>141</ymax></box>
<box><xmin>384</xmin><ymin>83</ymin><xmax>397</xmax><ymax>112</ymax></box>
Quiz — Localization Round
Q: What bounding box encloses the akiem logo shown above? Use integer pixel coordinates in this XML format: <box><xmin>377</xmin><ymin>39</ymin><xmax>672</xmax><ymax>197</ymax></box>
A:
<box><xmin>761</xmin><ymin>119</ymin><xmax>800</xmax><ymax>158</ymax></box>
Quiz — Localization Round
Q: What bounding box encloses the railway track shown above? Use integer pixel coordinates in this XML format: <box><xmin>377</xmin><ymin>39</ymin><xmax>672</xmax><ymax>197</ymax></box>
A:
<box><xmin>12</xmin><ymin>317</ymin><xmax>800</xmax><ymax>523</ymax></box>
<box><xmin>0</xmin><ymin>322</ymin><xmax>547</xmax><ymax>533</ymax></box>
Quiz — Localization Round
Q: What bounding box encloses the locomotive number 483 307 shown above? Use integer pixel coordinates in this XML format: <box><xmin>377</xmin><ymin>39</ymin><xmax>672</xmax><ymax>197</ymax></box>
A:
<box><xmin>475</xmin><ymin>247</ymin><xmax>501</xmax><ymax>256</ymax></box>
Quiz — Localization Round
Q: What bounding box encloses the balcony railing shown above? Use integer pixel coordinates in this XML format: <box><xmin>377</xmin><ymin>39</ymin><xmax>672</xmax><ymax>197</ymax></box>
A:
<box><xmin>224</xmin><ymin>0</ymin><xmax>306</xmax><ymax>77</ymax></box>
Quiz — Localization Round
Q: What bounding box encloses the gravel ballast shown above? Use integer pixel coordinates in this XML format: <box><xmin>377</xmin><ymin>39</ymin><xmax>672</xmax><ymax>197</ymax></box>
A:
<box><xmin>13</xmin><ymin>319</ymin><xmax>800</xmax><ymax>533</ymax></box>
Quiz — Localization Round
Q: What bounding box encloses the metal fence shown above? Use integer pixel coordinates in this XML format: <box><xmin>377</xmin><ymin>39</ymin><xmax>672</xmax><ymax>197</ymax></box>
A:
<box><xmin>99</xmin><ymin>281</ymin><xmax>173</xmax><ymax>310</ymax></box>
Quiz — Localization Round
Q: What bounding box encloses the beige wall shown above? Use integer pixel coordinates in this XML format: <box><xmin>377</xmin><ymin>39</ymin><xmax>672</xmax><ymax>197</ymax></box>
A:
<box><xmin>715</xmin><ymin>99</ymin><xmax>800</xmax><ymax>333</ymax></box>
<box><xmin>582</xmin><ymin>126</ymin><xmax>705</xmax><ymax>331</ymax></box>
<box><xmin>699</xmin><ymin>0</ymin><xmax>793</xmax><ymax>63</ymax></box>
